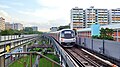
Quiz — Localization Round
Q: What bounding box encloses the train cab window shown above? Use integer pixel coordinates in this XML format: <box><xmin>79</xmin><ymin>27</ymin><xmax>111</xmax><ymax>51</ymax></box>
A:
<box><xmin>61</xmin><ymin>32</ymin><xmax>64</xmax><ymax>37</ymax></box>
<box><xmin>61</xmin><ymin>30</ymin><xmax>75</xmax><ymax>38</ymax></box>
<box><xmin>71</xmin><ymin>34</ymin><xmax>74</xmax><ymax>37</ymax></box>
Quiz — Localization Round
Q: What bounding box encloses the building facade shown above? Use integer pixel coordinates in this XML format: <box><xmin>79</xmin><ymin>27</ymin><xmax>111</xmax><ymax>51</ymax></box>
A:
<box><xmin>96</xmin><ymin>9</ymin><xmax>108</xmax><ymax>25</ymax></box>
<box><xmin>77</xmin><ymin>23</ymin><xmax>120</xmax><ymax>42</ymax></box>
<box><xmin>50</xmin><ymin>27</ymin><xmax>58</xmax><ymax>32</ymax></box>
<box><xmin>70</xmin><ymin>6</ymin><xmax>120</xmax><ymax>30</ymax></box>
<box><xmin>5</xmin><ymin>22</ymin><xmax>12</xmax><ymax>30</ymax></box>
<box><xmin>85</xmin><ymin>7</ymin><xmax>108</xmax><ymax>28</ymax></box>
<box><xmin>109</xmin><ymin>8</ymin><xmax>120</xmax><ymax>24</ymax></box>
<box><xmin>0</xmin><ymin>17</ymin><xmax>5</xmax><ymax>30</ymax></box>
<box><xmin>11</xmin><ymin>23</ymin><xmax>23</xmax><ymax>30</ymax></box>
<box><xmin>32</xmin><ymin>26</ymin><xmax>38</xmax><ymax>31</ymax></box>
<box><xmin>85</xmin><ymin>6</ymin><xmax>96</xmax><ymax>28</ymax></box>
<box><xmin>70</xmin><ymin>7</ymin><xmax>85</xmax><ymax>30</ymax></box>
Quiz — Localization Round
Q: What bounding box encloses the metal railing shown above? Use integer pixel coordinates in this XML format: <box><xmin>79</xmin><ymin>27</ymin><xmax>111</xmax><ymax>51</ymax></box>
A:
<box><xmin>0</xmin><ymin>52</ymin><xmax>62</xmax><ymax>67</ymax></box>
<box><xmin>0</xmin><ymin>35</ymin><xmax>38</xmax><ymax>55</ymax></box>
<box><xmin>0</xmin><ymin>34</ymin><xmax>38</xmax><ymax>42</ymax></box>
<box><xmin>48</xmin><ymin>36</ymin><xmax>79</xmax><ymax>67</ymax></box>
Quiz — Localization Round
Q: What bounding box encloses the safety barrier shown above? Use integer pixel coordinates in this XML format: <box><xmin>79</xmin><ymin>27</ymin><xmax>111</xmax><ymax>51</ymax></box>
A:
<box><xmin>77</xmin><ymin>37</ymin><xmax>120</xmax><ymax>66</ymax></box>
<box><xmin>48</xmin><ymin>36</ymin><xmax>79</xmax><ymax>67</ymax></box>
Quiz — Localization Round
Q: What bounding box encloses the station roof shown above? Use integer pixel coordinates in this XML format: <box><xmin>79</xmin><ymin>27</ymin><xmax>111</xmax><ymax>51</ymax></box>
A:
<box><xmin>77</xmin><ymin>28</ymin><xmax>91</xmax><ymax>32</ymax></box>
<box><xmin>100</xmin><ymin>23</ymin><xmax>120</xmax><ymax>29</ymax></box>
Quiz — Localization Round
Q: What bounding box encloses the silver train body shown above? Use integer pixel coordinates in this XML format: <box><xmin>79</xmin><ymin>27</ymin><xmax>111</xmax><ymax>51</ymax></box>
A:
<box><xmin>49</xmin><ymin>29</ymin><xmax>76</xmax><ymax>47</ymax></box>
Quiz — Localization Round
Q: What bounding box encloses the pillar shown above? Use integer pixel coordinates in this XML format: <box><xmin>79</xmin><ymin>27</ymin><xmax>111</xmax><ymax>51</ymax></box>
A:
<box><xmin>59</xmin><ymin>55</ymin><xmax>62</xmax><ymax>65</ymax></box>
<box><xmin>62</xmin><ymin>59</ymin><xmax>66</xmax><ymax>67</ymax></box>
<box><xmin>54</xmin><ymin>49</ymin><xmax>56</xmax><ymax>55</ymax></box>
<box><xmin>0</xmin><ymin>55</ymin><xmax>5</xmax><ymax>67</ymax></box>
<box><xmin>48</xmin><ymin>39</ymin><xmax>50</xmax><ymax>44</ymax></box>
<box><xmin>23</xmin><ymin>45</ymin><xmax>26</xmax><ymax>52</ymax></box>
<box><xmin>117</xmin><ymin>29</ymin><xmax>118</xmax><ymax>42</ymax></box>
<box><xmin>30</xmin><ymin>53</ymin><xmax>32</xmax><ymax>67</ymax></box>
<box><xmin>0</xmin><ymin>35</ymin><xmax>1</xmax><ymax>41</ymax></box>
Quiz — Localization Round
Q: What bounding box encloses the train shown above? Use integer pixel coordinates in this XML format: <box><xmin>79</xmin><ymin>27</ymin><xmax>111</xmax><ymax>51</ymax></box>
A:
<box><xmin>49</xmin><ymin>29</ymin><xmax>76</xmax><ymax>47</ymax></box>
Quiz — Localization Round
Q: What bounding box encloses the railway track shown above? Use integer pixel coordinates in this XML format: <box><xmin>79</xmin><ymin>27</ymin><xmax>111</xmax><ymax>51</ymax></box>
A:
<box><xmin>64</xmin><ymin>47</ymin><xmax>118</xmax><ymax>67</ymax></box>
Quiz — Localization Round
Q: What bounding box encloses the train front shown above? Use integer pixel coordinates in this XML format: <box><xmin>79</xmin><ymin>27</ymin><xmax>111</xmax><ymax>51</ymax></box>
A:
<box><xmin>60</xmin><ymin>30</ymin><xmax>76</xmax><ymax>47</ymax></box>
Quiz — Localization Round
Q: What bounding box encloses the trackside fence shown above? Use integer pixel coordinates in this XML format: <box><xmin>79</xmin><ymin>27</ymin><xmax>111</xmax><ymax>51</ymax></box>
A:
<box><xmin>77</xmin><ymin>37</ymin><xmax>120</xmax><ymax>60</ymax></box>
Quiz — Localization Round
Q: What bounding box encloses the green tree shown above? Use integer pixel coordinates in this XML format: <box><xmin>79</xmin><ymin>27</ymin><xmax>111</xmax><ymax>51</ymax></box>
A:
<box><xmin>1</xmin><ymin>29</ymin><xmax>17</xmax><ymax>35</ymax></box>
<box><xmin>1</xmin><ymin>30</ymin><xmax>8</xmax><ymax>35</ymax></box>
<box><xmin>92</xmin><ymin>28</ymin><xmax>114</xmax><ymax>40</ymax></box>
<box><xmin>23</xmin><ymin>27</ymin><xmax>33</xmax><ymax>34</ymax></box>
<box><xmin>0</xmin><ymin>28</ymin><xmax>43</xmax><ymax>35</ymax></box>
<box><xmin>57</xmin><ymin>25</ymin><xmax>70</xmax><ymax>30</ymax></box>
<box><xmin>9</xmin><ymin>29</ymin><xmax>14</xmax><ymax>35</ymax></box>
<box><xmin>100</xmin><ymin>28</ymin><xmax>106</xmax><ymax>39</ymax></box>
<box><xmin>24</xmin><ymin>27</ymin><xmax>33</xmax><ymax>32</ymax></box>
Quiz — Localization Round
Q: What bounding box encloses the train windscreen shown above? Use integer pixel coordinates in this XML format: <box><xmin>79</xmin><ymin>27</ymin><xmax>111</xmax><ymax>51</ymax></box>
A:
<box><xmin>61</xmin><ymin>30</ymin><xmax>75</xmax><ymax>38</ymax></box>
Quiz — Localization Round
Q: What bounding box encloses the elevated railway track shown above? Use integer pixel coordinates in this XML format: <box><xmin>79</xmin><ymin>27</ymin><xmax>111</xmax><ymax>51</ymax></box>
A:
<box><xmin>64</xmin><ymin>46</ymin><xmax>118</xmax><ymax>67</ymax></box>
<box><xmin>50</xmin><ymin>35</ymin><xmax>119</xmax><ymax>67</ymax></box>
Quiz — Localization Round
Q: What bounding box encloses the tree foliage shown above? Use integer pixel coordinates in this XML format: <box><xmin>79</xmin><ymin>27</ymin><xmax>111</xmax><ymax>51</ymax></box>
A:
<box><xmin>24</xmin><ymin>27</ymin><xmax>33</xmax><ymax>32</ymax></box>
<box><xmin>57</xmin><ymin>25</ymin><xmax>70</xmax><ymax>31</ymax></box>
<box><xmin>92</xmin><ymin>28</ymin><xmax>114</xmax><ymax>40</ymax></box>
<box><xmin>23</xmin><ymin>27</ymin><xmax>43</xmax><ymax>34</ymax></box>
<box><xmin>0</xmin><ymin>29</ymin><xmax>43</xmax><ymax>35</ymax></box>
<box><xmin>0</xmin><ymin>29</ymin><xmax>14</xmax><ymax>35</ymax></box>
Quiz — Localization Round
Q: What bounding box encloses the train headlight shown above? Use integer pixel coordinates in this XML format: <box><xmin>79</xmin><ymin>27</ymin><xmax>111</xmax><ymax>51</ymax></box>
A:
<box><xmin>73</xmin><ymin>38</ymin><xmax>76</xmax><ymax>41</ymax></box>
<box><xmin>61</xmin><ymin>38</ymin><xmax>63</xmax><ymax>41</ymax></box>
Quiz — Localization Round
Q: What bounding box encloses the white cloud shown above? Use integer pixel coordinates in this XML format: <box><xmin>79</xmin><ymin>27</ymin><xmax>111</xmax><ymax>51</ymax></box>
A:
<box><xmin>23</xmin><ymin>0</ymin><xmax>120</xmax><ymax>21</ymax></box>
<box><xmin>19</xmin><ymin>8</ymin><xmax>67</xmax><ymax>19</ymax></box>
<box><xmin>0</xmin><ymin>4</ymin><xmax>11</xmax><ymax>8</ymax></box>
<box><xmin>0</xmin><ymin>10</ymin><xmax>21</xmax><ymax>23</ymax></box>
<box><xmin>0</xmin><ymin>10</ymin><xmax>12</xmax><ymax>22</ymax></box>
<box><xmin>21</xmin><ymin>18</ymin><xmax>68</xmax><ymax>32</ymax></box>
<box><xmin>37</xmin><ymin>0</ymin><xmax>77</xmax><ymax>8</ymax></box>
<box><xmin>36</xmin><ymin>0</ymin><xmax>120</xmax><ymax>9</ymax></box>
<box><xmin>2</xmin><ymin>0</ymin><xmax>120</xmax><ymax>32</ymax></box>
<box><xmin>18</xmin><ymin>8</ymin><xmax>70</xmax><ymax>32</ymax></box>
<box><xmin>18</xmin><ymin>0</ymin><xmax>120</xmax><ymax>32</ymax></box>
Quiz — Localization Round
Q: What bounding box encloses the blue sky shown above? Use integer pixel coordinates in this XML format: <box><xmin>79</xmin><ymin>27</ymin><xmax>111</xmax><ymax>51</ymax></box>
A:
<box><xmin>0</xmin><ymin>0</ymin><xmax>120</xmax><ymax>32</ymax></box>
